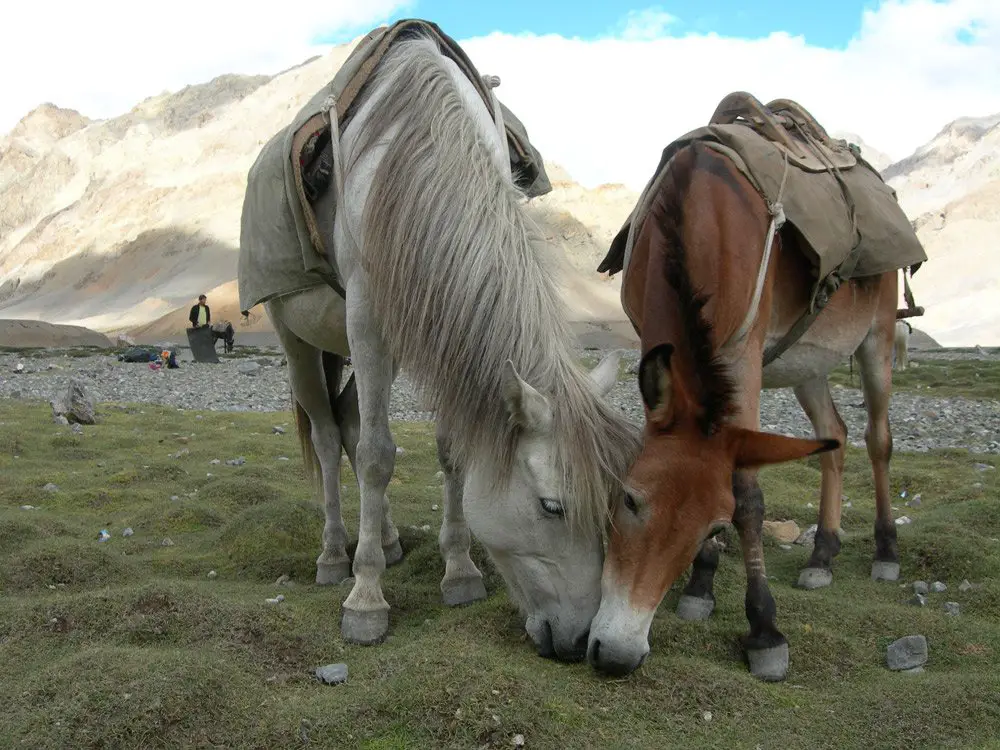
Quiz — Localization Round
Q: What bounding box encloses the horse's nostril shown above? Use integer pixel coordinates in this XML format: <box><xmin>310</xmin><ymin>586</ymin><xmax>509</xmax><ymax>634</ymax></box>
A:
<box><xmin>574</xmin><ymin>629</ymin><xmax>590</xmax><ymax>653</ymax></box>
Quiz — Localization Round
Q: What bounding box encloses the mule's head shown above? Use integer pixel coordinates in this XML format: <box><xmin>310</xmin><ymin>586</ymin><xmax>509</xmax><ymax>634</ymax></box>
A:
<box><xmin>463</xmin><ymin>350</ymin><xmax>635</xmax><ymax>662</ymax></box>
<box><xmin>587</xmin><ymin>343</ymin><xmax>838</xmax><ymax>676</ymax></box>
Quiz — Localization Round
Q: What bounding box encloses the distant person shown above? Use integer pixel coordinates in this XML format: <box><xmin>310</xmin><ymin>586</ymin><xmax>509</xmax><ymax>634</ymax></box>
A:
<box><xmin>189</xmin><ymin>294</ymin><xmax>211</xmax><ymax>329</ymax></box>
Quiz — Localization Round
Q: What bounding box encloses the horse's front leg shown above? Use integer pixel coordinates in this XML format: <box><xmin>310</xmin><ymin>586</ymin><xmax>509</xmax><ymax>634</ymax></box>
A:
<box><xmin>733</xmin><ymin>470</ymin><xmax>789</xmax><ymax>682</ymax></box>
<box><xmin>435</xmin><ymin>423</ymin><xmax>487</xmax><ymax>606</ymax></box>
<box><xmin>340</xmin><ymin>281</ymin><xmax>397</xmax><ymax>645</ymax></box>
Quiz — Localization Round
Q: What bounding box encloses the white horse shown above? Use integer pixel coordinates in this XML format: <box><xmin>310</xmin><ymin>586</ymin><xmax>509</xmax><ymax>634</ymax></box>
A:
<box><xmin>894</xmin><ymin>320</ymin><xmax>911</xmax><ymax>370</ymax></box>
<box><xmin>249</xmin><ymin>35</ymin><xmax>640</xmax><ymax>659</ymax></box>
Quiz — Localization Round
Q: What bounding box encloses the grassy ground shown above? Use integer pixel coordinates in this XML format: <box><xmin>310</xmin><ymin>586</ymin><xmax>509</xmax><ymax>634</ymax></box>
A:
<box><xmin>1</xmin><ymin>400</ymin><xmax>999</xmax><ymax>749</ymax></box>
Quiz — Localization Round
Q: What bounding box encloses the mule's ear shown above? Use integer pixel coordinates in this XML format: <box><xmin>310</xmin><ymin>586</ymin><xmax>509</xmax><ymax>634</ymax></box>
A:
<box><xmin>501</xmin><ymin>359</ymin><xmax>552</xmax><ymax>432</ymax></box>
<box><xmin>637</xmin><ymin>344</ymin><xmax>675</xmax><ymax>426</ymax></box>
<box><xmin>588</xmin><ymin>349</ymin><xmax>623</xmax><ymax>397</ymax></box>
<box><xmin>728</xmin><ymin>426</ymin><xmax>840</xmax><ymax>469</ymax></box>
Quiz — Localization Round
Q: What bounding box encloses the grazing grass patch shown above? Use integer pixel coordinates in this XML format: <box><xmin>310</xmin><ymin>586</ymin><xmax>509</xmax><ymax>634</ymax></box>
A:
<box><xmin>827</xmin><ymin>357</ymin><xmax>1000</xmax><ymax>400</ymax></box>
<box><xmin>0</xmin><ymin>399</ymin><xmax>998</xmax><ymax>748</ymax></box>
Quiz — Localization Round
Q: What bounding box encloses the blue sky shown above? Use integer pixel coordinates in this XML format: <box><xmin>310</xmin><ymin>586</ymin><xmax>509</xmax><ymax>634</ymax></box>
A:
<box><xmin>321</xmin><ymin>1</ymin><xmax>876</xmax><ymax>49</ymax></box>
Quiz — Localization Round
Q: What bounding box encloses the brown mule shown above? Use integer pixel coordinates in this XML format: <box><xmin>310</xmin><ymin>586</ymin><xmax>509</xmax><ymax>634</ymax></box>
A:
<box><xmin>587</xmin><ymin>141</ymin><xmax>904</xmax><ymax>681</ymax></box>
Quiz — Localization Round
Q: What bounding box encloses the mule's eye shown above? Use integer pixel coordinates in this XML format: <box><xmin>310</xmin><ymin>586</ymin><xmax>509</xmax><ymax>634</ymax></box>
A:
<box><xmin>708</xmin><ymin>523</ymin><xmax>727</xmax><ymax>538</ymax></box>
<box><xmin>539</xmin><ymin>497</ymin><xmax>565</xmax><ymax>517</ymax></box>
<box><xmin>623</xmin><ymin>492</ymin><xmax>640</xmax><ymax>514</ymax></box>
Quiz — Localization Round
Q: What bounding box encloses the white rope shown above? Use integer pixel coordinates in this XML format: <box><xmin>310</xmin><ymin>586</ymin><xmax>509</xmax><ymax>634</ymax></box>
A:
<box><xmin>320</xmin><ymin>95</ymin><xmax>345</xmax><ymax>210</ymax></box>
<box><xmin>725</xmin><ymin>149</ymin><xmax>790</xmax><ymax>348</ymax></box>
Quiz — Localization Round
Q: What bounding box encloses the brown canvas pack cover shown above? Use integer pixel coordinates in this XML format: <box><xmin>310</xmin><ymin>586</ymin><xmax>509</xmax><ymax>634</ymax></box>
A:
<box><xmin>239</xmin><ymin>19</ymin><xmax>552</xmax><ymax>314</ymax></box>
<box><xmin>598</xmin><ymin>94</ymin><xmax>927</xmax><ymax>319</ymax></box>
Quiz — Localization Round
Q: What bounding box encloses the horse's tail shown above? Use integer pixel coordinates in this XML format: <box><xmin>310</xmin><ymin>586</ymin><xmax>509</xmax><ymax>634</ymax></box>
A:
<box><xmin>293</xmin><ymin>351</ymin><xmax>344</xmax><ymax>492</ymax></box>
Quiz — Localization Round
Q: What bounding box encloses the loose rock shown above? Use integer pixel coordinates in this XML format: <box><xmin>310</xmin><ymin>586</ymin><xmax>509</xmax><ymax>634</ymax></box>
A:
<box><xmin>959</xmin><ymin>579</ymin><xmax>974</xmax><ymax>592</ymax></box>
<box><xmin>943</xmin><ymin>602</ymin><xmax>961</xmax><ymax>616</ymax></box>
<box><xmin>272</xmin><ymin>426</ymin><xmax>285</xmax><ymax>435</ymax></box>
<box><xmin>913</xmin><ymin>581</ymin><xmax>929</xmax><ymax>596</ymax></box>
<box><xmin>909</xmin><ymin>594</ymin><xmax>927</xmax><ymax>607</ymax></box>
<box><xmin>207</xmin><ymin>570</ymin><xmax>217</xmax><ymax>579</ymax></box>
<box><xmin>931</xmin><ymin>581</ymin><xmax>947</xmax><ymax>593</ymax></box>
<box><xmin>895</xmin><ymin>516</ymin><xmax>913</xmax><ymax>526</ymax></box>
<box><xmin>122</xmin><ymin>527</ymin><xmax>134</xmax><ymax>537</ymax></box>
<box><xmin>315</xmin><ymin>663</ymin><xmax>348</xmax><ymax>685</ymax></box>
<box><xmin>42</xmin><ymin>483</ymin><xmax>59</xmax><ymax>493</ymax></box>
<box><xmin>763</xmin><ymin>520</ymin><xmax>801</xmax><ymax>543</ymax></box>
<box><xmin>226</xmin><ymin>457</ymin><xmax>246</xmax><ymax>467</ymax></box>
<box><xmin>161</xmin><ymin>538</ymin><xmax>175</xmax><ymax>547</ymax></box>
<box><xmin>795</xmin><ymin>524</ymin><xmax>818</xmax><ymax>546</ymax></box>
<box><xmin>886</xmin><ymin>635</ymin><xmax>928</xmax><ymax>671</ymax></box>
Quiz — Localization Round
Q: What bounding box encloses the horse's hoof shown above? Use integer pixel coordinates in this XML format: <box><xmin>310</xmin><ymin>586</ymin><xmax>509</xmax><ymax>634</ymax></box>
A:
<box><xmin>383</xmin><ymin>539</ymin><xmax>404</xmax><ymax>567</ymax></box>
<box><xmin>441</xmin><ymin>575</ymin><xmax>487</xmax><ymax>607</ymax></box>
<box><xmin>796</xmin><ymin>567</ymin><xmax>833</xmax><ymax>590</ymax></box>
<box><xmin>747</xmin><ymin>643</ymin><xmax>789</xmax><ymax>682</ymax></box>
<box><xmin>871</xmin><ymin>561</ymin><xmax>900</xmax><ymax>582</ymax></box>
<box><xmin>676</xmin><ymin>595</ymin><xmax>714</xmax><ymax>621</ymax></box>
<box><xmin>316</xmin><ymin>560</ymin><xmax>352</xmax><ymax>585</ymax></box>
<box><xmin>340</xmin><ymin>606</ymin><xmax>389</xmax><ymax>645</ymax></box>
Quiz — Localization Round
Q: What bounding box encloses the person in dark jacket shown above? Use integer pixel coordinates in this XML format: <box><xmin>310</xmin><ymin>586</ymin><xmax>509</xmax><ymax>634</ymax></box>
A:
<box><xmin>189</xmin><ymin>294</ymin><xmax>211</xmax><ymax>329</ymax></box>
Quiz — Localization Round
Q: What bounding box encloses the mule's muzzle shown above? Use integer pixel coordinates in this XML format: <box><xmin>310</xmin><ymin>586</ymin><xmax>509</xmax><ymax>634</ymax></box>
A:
<box><xmin>586</xmin><ymin>637</ymin><xmax>648</xmax><ymax>677</ymax></box>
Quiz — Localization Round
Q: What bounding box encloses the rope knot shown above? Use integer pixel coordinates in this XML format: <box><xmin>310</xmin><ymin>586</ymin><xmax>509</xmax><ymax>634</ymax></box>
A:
<box><xmin>768</xmin><ymin>201</ymin><xmax>786</xmax><ymax>227</ymax></box>
<box><xmin>482</xmin><ymin>74</ymin><xmax>501</xmax><ymax>89</ymax></box>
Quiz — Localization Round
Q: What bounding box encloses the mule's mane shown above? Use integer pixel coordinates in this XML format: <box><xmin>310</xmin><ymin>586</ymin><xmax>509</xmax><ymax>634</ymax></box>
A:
<box><xmin>654</xmin><ymin>146</ymin><xmax>738</xmax><ymax>435</ymax></box>
<box><xmin>347</xmin><ymin>35</ymin><xmax>639</xmax><ymax>531</ymax></box>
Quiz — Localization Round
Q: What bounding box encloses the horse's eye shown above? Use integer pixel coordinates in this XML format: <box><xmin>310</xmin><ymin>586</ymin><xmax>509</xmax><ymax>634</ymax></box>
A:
<box><xmin>624</xmin><ymin>492</ymin><xmax>640</xmax><ymax>514</ymax></box>
<box><xmin>539</xmin><ymin>497</ymin><xmax>564</xmax><ymax>517</ymax></box>
<box><xmin>708</xmin><ymin>523</ymin><xmax>727</xmax><ymax>538</ymax></box>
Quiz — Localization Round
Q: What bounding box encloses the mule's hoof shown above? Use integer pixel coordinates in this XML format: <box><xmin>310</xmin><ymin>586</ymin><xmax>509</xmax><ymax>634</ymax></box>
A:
<box><xmin>676</xmin><ymin>595</ymin><xmax>714</xmax><ymax>621</ymax></box>
<box><xmin>871</xmin><ymin>561</ymin><xmax>900</xmax><ymax>582</ymax></box>
<box><xmin>383</xmin><ymin>539</ymin><xmax>404</xmax><ymax>567</ymax></box>
<box><xmin>797</xmin><ymin>567</ymin><xmax>833</xmax><ymax>590</ymax></box>
<box><xmin>441</xmin><ymin>575</ymin><xmax>487</xmax><ymax>607</ymax></box>
<box><xmin>316</xmin><ymin>560</ymin><xmax>352</xmax><ymax>586</ymax></box>
<box><xmin>747</xmin><ymin>643</ymin><xmax>789</xmax><ymax>682</ymax></box>
<box><xmin>340</xmin><ymin>606</ymin><xmax>389</xmax><ymax>645</ymax></box>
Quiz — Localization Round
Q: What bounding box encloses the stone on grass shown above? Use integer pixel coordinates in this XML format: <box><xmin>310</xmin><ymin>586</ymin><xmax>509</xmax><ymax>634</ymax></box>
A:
<box><xmin>265</xmin><ymin>594</ymin><xmax>285</xmax><ymax>605</ymax></box>
<box><xmin>959</xmin><ymin>579</ymin><xmax>974</xmax><ymax>592</ymax></box>
<box><xmin>122</xmin><ymin>527</ymin><xmax>134</xmax><ymax>537</ymax></box>
<box><xmin>272</xmin><ymin>425</ymin><xmax>286</xmax><ymax>435</ymax></box>
<box><xmin>52</xmin><ymin>376</ymin><xmax>97</xmax><ymax>425</ymax></box>
<box><xmin>930</xmin><ymin>581</ymin><xmax>947</xmax><ymax>593</ymax></box>
<box><xmin>909</xmin><ymin>594</ymin><xmax>927</xmax><ymax>607</ymax></box>
<box><xmin>886</xmin><ymin>635</ymin><xmax>928</xmax><ymax>671</ymax></box>
<box><xmin>226</xmin><ymin>457</ymin><xmax>246</xmax><ymax>467</ymax></box>
<box><xmin>315</xmin><ymin>663</ymin><xmax>348</xmax><ymax>685</ymax></box>
<box><xmin>912</xmin><ymin>581</ymin><xmax>929</xmax><ymax>596</ymax></box>
<box><xmin>795</xmin><ymin>524</ymin><xmax>818</xmax><ymax>546</ymax></box>
<box><xmin>894</xmin><ymin>516</ymin><xmax>913</xmax><ymax>526</ymax></box>
<box><xmin>161</xmin><ymin>538</ymin><xmax>175</xmax><ymax>547</ymax></box>
<box><xmin>42</xmin><ymin>483</ymin><xmax>59</xmax><ymax>493</ymax></box>
<box><xmin>943</xmin><ymin>602</ymin><xmax>960</xmax><ymax>616</ymax></box>
<box><xmin>762</xmin><ymin>520</ymin><xmax>801</xmax><ymax>543</ymax></box>
<box><xmin>207</xmin><ymin>570</ymin><xmax>217</xmax><ymax>579</ymax></box>
<box><xmin>54</xmin><ymin>415</ymin><xmax>70</xmax><ymax>425</ymax></box>
<box><xmin>238</xmin><ymin>361</ymin><xmax>260</xmax><ymax>376</ymax></box>
<box><xmin>513</xmin><ymin>735</ymin><xmax>526</xmax><ymax>748</ymax></box>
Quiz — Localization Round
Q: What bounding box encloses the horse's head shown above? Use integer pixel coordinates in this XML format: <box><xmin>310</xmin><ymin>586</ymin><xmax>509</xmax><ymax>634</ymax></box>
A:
<box><xmin>462</xmin><ymin>350</ymin><xmax>639</xmax><ymax>662</ymax></box>
<box><xmin>587</xmin><ymin>344</ymin><xmax>837</xmax><ymax>676</ymax></box>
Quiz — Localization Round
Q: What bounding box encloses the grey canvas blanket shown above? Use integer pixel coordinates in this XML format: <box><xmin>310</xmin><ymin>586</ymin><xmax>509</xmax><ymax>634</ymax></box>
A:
<box><xmin>239</xmin><ymin>19</ymin><xmax>552</xmax><ymax>314</ymax></box>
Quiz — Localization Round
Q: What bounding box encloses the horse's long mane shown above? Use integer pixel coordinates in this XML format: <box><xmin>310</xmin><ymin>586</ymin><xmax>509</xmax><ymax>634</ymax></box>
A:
<box><xmin>347</xmin><ymin>35</ymin><xmax>640</xmax><ymax>531</ymax></box>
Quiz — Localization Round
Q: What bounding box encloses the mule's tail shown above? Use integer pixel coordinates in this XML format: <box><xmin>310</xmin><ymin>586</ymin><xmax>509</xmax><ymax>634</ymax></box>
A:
<box><xmin>293</xmin><ymin>351</ymin><xmax>345</xmax><ymax>493</ymax></box>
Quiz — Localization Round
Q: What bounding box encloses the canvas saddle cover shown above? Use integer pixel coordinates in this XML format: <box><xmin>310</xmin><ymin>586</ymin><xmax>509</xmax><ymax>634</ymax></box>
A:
<box><xmin>239</xmin><ymin>18</ymin><xmax>552</xmax><ymax>313</ymax></box>
<box><xmin>598</xmin><ymin>92</ymin><xmax>927</xmax><ymax>330</ymax></box>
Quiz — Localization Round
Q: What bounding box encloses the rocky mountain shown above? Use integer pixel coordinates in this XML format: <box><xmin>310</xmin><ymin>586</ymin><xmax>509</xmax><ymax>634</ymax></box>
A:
<box><xmin>0</xmin><ymin>36</ymin><xmax>997</xmax><ymax>347</ymax></box>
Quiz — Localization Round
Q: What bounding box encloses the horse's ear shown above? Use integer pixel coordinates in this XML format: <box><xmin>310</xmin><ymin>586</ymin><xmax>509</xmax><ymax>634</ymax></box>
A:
<box><xmin>501</xmin><ymin>360</ymin><xmax>552</xmax><ymax>432</ymax></box>
<box><xmin>727</xmin><ymin>426</ymin><xmax>839</xmax><ymax>469</ymax></box>
<box><xmin>588</xmin><ymin>349</ymin><xmax>622</xmax><ymax>397</ymax></box>
<box><xmin>637</xmin><ymin>344</ymin><xmax>675</xmax><ymax>426</ymax></box>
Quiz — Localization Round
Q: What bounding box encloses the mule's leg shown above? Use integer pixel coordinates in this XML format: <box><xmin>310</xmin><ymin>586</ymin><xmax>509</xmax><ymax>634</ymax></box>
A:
<box><xmin>277</xmin><ymin>331</ymin><xmax>352</xmax><ymax>585</ymax></box>
<box><xmin>436</xmin><ymin>423</ymin><xmax>487</xmax><ymax>606</ymax></box>
<box><xmin>340</xmin><ymin>284</ymin><xmax>397</xmax><ymax>644</ymax></box>
<box><xmin>793</xmin><ymin>376</ymin><xmax>848</xmax><ymax>590</ymax></box>
<box><xmin>335</xmin><ymin>371</ymin><xmax>403</xmax><ymax>566</ymax></box>
<box><xmin>855</xmin><ymin>315</ymin><xmax>898</xmax><ymax>582</ymax></box>
<box><xmin>675</xmin><ymin>538</ymin><xmax>721</xmax><ymax>621</ymax></box>
<box><xmin>733</xmin><ymin>470</ymin><xmax>789</xmax><ymax>682</ymax></box>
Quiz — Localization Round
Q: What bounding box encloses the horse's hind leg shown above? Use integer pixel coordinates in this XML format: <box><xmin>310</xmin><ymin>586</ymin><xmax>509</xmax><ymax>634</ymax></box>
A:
<box><xmin>855</xmin><ymin>282</ymin><xmax>899</xmax><ymax>582</ymax></box>
<box><xmin>793</xmin><ymin>376</ymin><xmax>847</xmax><ymax>590</ymax></box>
<box><xmin>436</xmin><ymin>424</ymin><xmax>487</xmax><ymax>606</ymax></box>
<box><xmin>274</xmin><ymin>321</ymin><xmax>352</xmax><ymax>585</ymax></box>
<box><xmin>334</xmin><ymin>371</ymin><xmax>403</xmax><ymax>567</ymax></box>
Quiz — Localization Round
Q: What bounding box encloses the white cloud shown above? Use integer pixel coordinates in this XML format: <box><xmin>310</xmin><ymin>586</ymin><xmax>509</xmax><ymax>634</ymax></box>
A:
<box><xmin>617</xmin><ymin>6</ymin><xmax>677</xmax><ymax>41</ymax></box>
<box><xmin>3</xmin><ymin>0</ymin><xmax>999</xmax><ymax>194</ymax></box>
<box><xmin>0</xmin><ymin>0</ymin><xmax>408</xmax><ymax>133</ymax></box>
<box><xmin>459</xmin><ymin>0</ymin><xmax>1000</xmax><ymax>190</ymax></box>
